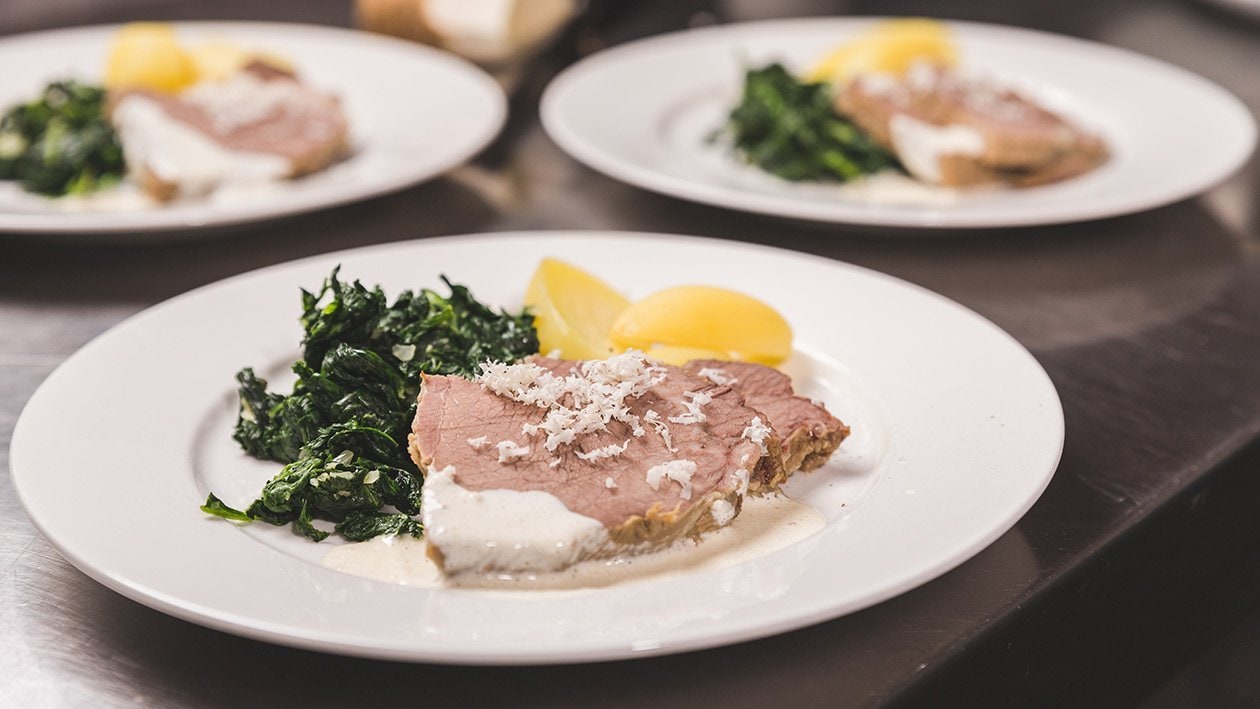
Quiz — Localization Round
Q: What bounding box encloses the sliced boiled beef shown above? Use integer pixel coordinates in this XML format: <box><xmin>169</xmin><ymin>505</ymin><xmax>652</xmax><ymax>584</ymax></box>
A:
<box><xmin>408</xmin><ymin>353</ymin><xmax>782</xmax><ymax>577</ymax></box>
<box><xmin>109</xmin><ymin>60</ymin><xmax>349</xmax><ymax>200</ymax></box>
<box><xmin>835</xmin><ymin>65</ymin><xmax>1107</xmax><ymax>188</ymax></box>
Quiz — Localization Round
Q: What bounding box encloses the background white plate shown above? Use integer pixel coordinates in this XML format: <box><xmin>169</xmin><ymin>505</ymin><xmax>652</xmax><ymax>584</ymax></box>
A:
<box><xmin>541</xmin><ymin>18</ymin><xmax>1256</xmax><ymax>228</ymax></box>
<box><xmin>11</xmin><ymin>231</ymin><xmax>1063</xmax><ymax>664</ymax></box>
<box><xmin>0</xmin><ymin>22</ymin><xmax>506</xmax><ymax>234</ymax></box>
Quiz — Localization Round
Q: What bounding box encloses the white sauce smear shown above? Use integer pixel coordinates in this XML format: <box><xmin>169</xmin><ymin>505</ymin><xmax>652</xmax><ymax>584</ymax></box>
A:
<box><xmin>324</xmin><ymin>494</ymin><xmax>825</xmax><ymax>592</ymax></box>
<box><xmin>887</xmin><ymin>114</ymin><xmax>985</xmax><ymax>185</ymax></box>
<box><xmin>418</xmin><ymin>466</ymin><xmax>609</xmax><ymax>576</ymax></box>
<box><xmin>834</xmin><ymin>170</ymin><xmax>971</xmax><ymax>206</ymax></box>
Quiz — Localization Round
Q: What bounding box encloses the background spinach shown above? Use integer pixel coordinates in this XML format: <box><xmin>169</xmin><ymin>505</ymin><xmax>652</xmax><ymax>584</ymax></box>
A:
<box><xmin>0</xmin><ymin>81</ymin><xmax>125</xmax><ymax>196</ymax></box>
<box><xmin>717</xmin><ymin>63</ymin><xmax>901</xmax><ymax>182</ymax></box>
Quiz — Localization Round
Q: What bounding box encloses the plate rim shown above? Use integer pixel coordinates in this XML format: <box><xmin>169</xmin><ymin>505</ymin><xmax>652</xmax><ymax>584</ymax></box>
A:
<box><xmin>10</xmin><ymin>230</ymin><xmax>1065</xmax><ymax>664</ymax></box>
<box><xmin>0</xmin><ymin>21</ymin><xmax>507</xmax><ymax>235</ymax></box>
<box><xmin>540</xmin><ymin>16</ymin><xmax>1257</xmax><ymax>229</ymax></box>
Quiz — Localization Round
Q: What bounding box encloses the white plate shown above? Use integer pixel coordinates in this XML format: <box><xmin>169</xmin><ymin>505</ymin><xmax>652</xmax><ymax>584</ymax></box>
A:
<box><xmin>0</xmin><ymin>22</ymin><xmax>506</xmax><ymax>234</ymax></box>
<box><xmin>541</xmin><ymin>18</ymin><xmax>1256</xmax><ymax>228</ymax></box>
<box><xmin>11</xmin><ymin>231</ymin><xmax>1063</xmax><ymax>664</ymax></box>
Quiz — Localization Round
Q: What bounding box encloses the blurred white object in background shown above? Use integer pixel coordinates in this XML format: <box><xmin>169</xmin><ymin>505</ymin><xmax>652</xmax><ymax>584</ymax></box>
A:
<box><xmin>357</xmin><ymin>0</ymin><xmax>578</xmax><ymax>84</ymax></box>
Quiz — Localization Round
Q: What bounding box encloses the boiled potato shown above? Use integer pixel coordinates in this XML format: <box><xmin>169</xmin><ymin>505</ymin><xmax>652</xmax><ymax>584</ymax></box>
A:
<box><xmin>524</xmin><ymin>258</ymin><xmax>631</xmax><ymax>360</ymax></box>
<box><xmin>610</xmin><ymin>286</ymin><xmax>792</xmax><ymax>366</ymax></box>
<box><xmin>104</xmin><ymin>23</ymin><xmax>199</xmax><ymax>92</ymax></box>
<box><xmin>189</xmin><ymin>40</ymin><xmax>295</xmax><ymax>82</ymax></box>
<box><xmin>188</xmin><ymin>41</ymin><xmax>252</xmax><ymax>82</ymax></box>
<box><xmin>808</xmin><ymin>18</ymin><xmax>957</xmax><ymax>85</ymax></box>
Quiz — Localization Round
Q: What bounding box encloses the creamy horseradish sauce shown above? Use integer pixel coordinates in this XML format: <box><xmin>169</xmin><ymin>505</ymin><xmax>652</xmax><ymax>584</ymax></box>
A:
<box><xmin>323</xmin><ymin>489</ymin><xmax>826</xmax><ymax>592</ymax></box>
<box><xmin>419</xmin><ymin>466</ymin><xmax>610</xmax><ymax>576</ymax></box>
<box><xmin>887</xmin><ymin>114</ymin><xmax>985</xmax><ymax>185</ymax></box>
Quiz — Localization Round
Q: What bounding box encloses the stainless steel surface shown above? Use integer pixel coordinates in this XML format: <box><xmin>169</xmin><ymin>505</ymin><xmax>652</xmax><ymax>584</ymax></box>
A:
<box><xmin>2</xmin><ymin>0</ymin><xmax>1259</xmax><ymax>706</ymax></box>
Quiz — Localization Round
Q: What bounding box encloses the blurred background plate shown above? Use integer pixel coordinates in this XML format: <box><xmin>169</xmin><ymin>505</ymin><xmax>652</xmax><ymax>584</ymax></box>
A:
<box><xmin>541</xmin><ymin>17</ymin><xmax>1256</xmax><ymax>229</ymax></box>
<box><xmin>0</xmin><ymin>22</ymin><xmax>507</xmax><ymax>235</ymax></box>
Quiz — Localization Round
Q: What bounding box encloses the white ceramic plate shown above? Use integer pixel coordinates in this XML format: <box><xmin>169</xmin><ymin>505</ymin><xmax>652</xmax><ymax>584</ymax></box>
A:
<box><xmin>11</xmin><ymin>231</ymin><xmax>1063</xmax><ymax>664</ymax></box>
<box><xmin>541</xmin><ymin>18</ymin><xmax>1256</xmax><ymax>228</ymax></box>
<box><xmin>0</xmin><ymin>22</ymin><xmax>506</xmax><ymax>234</ymax></box>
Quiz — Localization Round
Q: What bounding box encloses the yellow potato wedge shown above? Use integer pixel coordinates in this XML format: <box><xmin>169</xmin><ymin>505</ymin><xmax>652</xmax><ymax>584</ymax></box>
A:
<box><xmin>610</xmin><ymin>286</ymin><xmax>792</xmax><ymax>366</ymax></box>
<box><xmin>524</xmin><ymin>258</ymin><xmax>630</xmax><ymax>360</ymax></box>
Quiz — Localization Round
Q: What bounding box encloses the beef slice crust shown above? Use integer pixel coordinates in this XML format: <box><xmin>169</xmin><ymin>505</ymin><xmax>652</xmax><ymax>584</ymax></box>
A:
<box><xmin>685</xmin><ymin>360</ymin><xmax>850</xmax><ymax>481</ymax></box>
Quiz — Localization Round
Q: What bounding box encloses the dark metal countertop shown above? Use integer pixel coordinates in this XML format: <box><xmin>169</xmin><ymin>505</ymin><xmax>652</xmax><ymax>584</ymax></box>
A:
<box><xmin>2</xmin><ymin>1</ymin><xmax>1258</xmax><ymax>706</ymax></box>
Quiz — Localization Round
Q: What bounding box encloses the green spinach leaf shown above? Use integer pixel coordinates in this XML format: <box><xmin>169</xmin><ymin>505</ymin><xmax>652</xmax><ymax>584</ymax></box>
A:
<box><xmin>716</xmin><ymin>63</ymin><xmax>900</xmax><ymax>182</ymax></box>
<box><xmin>0</xmin><ymin>81</ymin><xmax>125</xmax><ymax>196</ymax></box>
<box><xmin>207</xmin><ymin>269</ymin><xmax>538</xmax><ymax>542</ymax></box>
